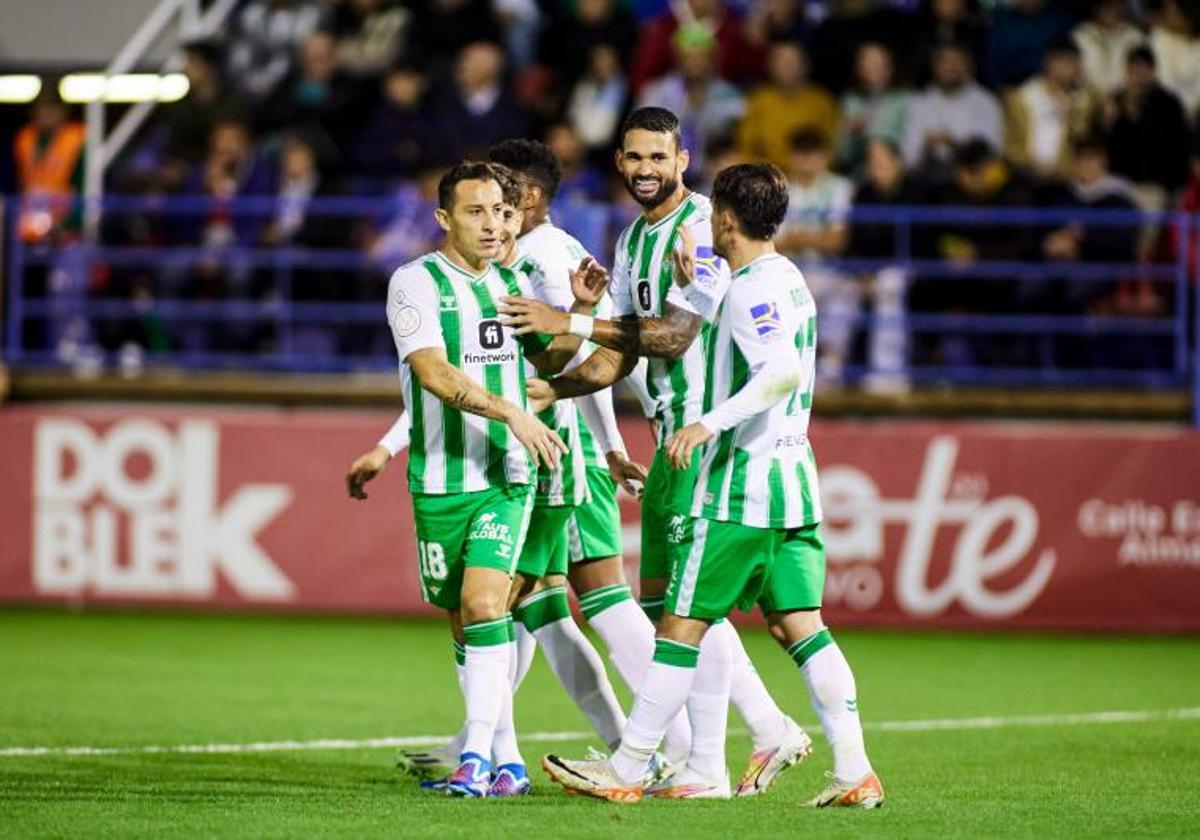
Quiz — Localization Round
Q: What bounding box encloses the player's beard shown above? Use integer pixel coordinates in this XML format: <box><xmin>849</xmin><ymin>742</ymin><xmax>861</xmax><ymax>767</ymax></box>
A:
<box><xmin>624</xmin><ymin>172</ymin><xmax>679</xmax><ymax>209</ymax></box>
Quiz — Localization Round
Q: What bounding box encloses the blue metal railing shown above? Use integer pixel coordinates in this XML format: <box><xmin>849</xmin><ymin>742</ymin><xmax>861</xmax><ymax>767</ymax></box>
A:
<box><xmin>1</xmin><ymin>194</ymin><xmax>1197</xmax><ymax>423</ymax></box>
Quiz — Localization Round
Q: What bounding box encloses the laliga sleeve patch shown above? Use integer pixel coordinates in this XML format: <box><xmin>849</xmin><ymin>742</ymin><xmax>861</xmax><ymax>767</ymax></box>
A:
<box><xmin>750</xmin><ymin>301</ymin><xmax>782</xmax><ymax>340</ymax></box>
<box><xmin>390</xmin><ymin>293</ymin><xmax>421</xmax><ymax>337</ymax></box>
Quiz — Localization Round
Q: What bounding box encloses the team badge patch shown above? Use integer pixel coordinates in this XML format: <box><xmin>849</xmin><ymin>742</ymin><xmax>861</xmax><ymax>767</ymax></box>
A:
<box><xmin>750</xmin><ymin>302</ymin><xmax>782</xmax><ymax>337</ymax></box>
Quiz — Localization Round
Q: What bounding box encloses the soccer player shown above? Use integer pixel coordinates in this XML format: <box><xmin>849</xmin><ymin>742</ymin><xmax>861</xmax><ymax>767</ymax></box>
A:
<box><xmin>541</xmin><ymin>163</ymin><xmax>884</xmax><ymax>808</ymax></box>
<box><xmin>376</xmin><ymin>161</ymin><xmax>571</xmax><ymax>798</ymax></box>
<box><xmin>502</xmin><ymin>108</ymin><xmax>807</xmax><ymax>797</ymax></box>
<box><xmin>349</xmin><ymin>160</ymin><xmax>632</xmax><ymax>794</ymax></box>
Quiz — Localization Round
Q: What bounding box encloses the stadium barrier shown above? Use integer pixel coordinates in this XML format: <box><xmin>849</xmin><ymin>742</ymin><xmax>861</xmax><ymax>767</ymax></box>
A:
<box><xmin>3</xmin><ymin>196</ymin><xmax>1197</xmax><ymax>423</ymax></box>
<box><xmin>2</xmin><ymin>404</ymin><xmax>1197</xmax><ymax>632</ymax></box>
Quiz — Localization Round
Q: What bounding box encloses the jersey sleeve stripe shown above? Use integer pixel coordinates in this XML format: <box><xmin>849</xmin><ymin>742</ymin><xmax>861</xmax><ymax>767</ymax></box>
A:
<box><xmin>426</xmin><ymin>260</ymin><xmax>467</xmax><ymax>493</ymax></box>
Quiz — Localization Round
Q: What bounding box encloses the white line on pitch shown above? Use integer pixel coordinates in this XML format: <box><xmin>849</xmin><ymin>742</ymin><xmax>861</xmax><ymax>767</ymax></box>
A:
<box><xmin>2</xmin><ymin>707</ymin><xmax>1198</xmax><ymax>759</ymax></box>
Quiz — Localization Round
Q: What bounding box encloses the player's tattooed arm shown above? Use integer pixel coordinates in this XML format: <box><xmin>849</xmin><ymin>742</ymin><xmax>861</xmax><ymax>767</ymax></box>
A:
<box><xmin>528</xmin><ymin>346</ymin><xmax>638</xmax><ymax>412</ymax></box>
<box><xmin>407</xmin><ymin>348</ymin><xmax>567</xmax><ymax>468</ymax></box>
<box><xmin>583</xmin><ymin>305</ymin><xmax>701</xmax><ymax>359</ymax></box>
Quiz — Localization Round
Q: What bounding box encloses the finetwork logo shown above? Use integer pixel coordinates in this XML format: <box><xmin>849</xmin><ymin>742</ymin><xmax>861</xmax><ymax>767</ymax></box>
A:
<box><xmin>33</xmin><ymin>418</ymin><xmax>295</xmax><ymax>601</ymax></box>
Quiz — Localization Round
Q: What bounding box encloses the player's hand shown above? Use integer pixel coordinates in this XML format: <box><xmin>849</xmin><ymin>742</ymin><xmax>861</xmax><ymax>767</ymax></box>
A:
<box><xmin>672</xmin><ymin>225</ymin><xmax>697</xmax><ymax>288</ymax></box>
<box><xmin>499</xmin><ymin>296</ymin><xmax>570</xmax><ymax>336</ymax></box>
<box><xmin>345</xmin><ymin>445</ymin><xmax>392</xmax><ymax>500</ymax></box>
<box><xmin>606</xmin><ymin>450</ymin><xmax>649</xmax><ymax>498</ymax></box>
<box><xmin>569</xmin><ymin>257</ymin><xmax>610</xmax><ymax>307</ymax></box>
<box><xmin>526</xmin><ymin>377</ymin><xmax>557</xmax><ymax>413</ymax></box>
<box><xmin>507</xmin><ymin>409</ymin><xmax>569</xmax><ymax>470</ymax></box>
<box><xmin>665</xmin><ymin>421</ymin><xmax>714</xmax><ymax>470</ymax></box>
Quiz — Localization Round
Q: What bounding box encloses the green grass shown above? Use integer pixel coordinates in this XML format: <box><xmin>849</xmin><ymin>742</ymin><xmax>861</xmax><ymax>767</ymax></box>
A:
<box><xmin>1</xmin><ymin>610</ymin><xmax>1198</xmax><ymax>838</ymax></box>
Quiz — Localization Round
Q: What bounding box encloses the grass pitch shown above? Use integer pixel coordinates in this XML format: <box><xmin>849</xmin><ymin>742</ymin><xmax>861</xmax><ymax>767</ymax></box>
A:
<box><xmin>1</xmin><ymin>610</ymin><xmax>1198</xmax><ymax>838</ymax></box>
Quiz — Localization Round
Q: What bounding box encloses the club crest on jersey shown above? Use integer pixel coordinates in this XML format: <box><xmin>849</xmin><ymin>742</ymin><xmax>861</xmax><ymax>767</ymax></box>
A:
<box><xmin>478</xmin><ymin>320</ymin><xmax>505</xmax><ymax>349</ymax></box>
<box><xmin>750</xmin><ymin>302</ymin><xmax>782</xmax><ymax>337</ymax></box>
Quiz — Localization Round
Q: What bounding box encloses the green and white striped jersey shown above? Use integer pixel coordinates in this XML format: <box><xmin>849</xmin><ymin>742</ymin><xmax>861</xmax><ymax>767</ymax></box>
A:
<box><xmin>511</xmin><ymin>221</ymin><xmax>592</xmax><ymax>507</ymax></box>
<box><xmin>610</xmin><ymin>193</ymin><xmax>730</xmax><ymax>446</ymax></box>
<box><xmin>387</xmin><ymin>250</ymin><xmax>547</xmax><ymax>495</ymax></box>
<box><xmin>692</xmin><ymin>253</ymin><xmax>822</xmax><ymax>529</ymax></box>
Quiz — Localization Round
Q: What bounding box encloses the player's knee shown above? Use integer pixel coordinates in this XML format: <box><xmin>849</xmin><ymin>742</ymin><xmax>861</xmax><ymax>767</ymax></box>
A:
<box><xmin>461</xmin><ymin>588</ymin><xmax>507</xmax><ymax>623</ymax></box>
<box><xmin>767</xmin><ymin>609</ymin><xmax>824</xmax><ymax>649</ymax></box>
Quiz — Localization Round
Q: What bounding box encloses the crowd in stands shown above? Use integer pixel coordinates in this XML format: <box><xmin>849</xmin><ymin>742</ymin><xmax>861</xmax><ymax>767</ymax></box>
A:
<box><xmin>9</xmin><ymin>0</ymin><xmax>1200</xmax><ymax>383</ymax></box>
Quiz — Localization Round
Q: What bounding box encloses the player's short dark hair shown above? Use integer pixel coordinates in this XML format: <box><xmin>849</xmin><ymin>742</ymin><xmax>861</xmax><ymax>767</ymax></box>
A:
<box><xmin>488</xmin><ymin>139</ymin><xmax>562</xmax><ymax>202</ymax></box>
<box><xmin>489</xmin><ymin>162</ymin><xmax>526</xmax><ymax>209</ymax></box>
<box><xmin>712</xmin><ymin>163</ymin><xmax>789</xmax><ymax>241</ymax></box>
<box><xmin>438</xmin><ymin>161</ymin><xmax>502</xmax><ymax>210</ymax></box>
<box><xmin>620</xmin><ymin>107</ymin><xmax>682</xmax><ymax>151</ymax></box>
<box><xmin>789</xmin><ymin>127</ymin><xmax>829</xmax><ymax>153</ymax></box>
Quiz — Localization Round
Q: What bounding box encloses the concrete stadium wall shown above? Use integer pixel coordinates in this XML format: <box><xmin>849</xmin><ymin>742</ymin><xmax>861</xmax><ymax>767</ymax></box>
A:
<box><xmin>1</xmin><ymin>404</ymin><xmax>1198</xmax><ymax>632</ymax></box>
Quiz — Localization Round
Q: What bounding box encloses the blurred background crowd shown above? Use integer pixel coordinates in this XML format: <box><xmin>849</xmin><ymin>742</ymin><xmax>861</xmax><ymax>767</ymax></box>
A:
<box><xmin>4</xmin><ymin>0</ymin><xmax>1199</xmax><ymax>387</ymax></box>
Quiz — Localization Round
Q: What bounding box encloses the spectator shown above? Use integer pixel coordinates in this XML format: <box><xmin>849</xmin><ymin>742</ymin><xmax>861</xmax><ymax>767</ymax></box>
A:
<box><xmin>159</xmin><ymin>42</ymin><xmax>248</xmax><ymax>190</ymax></box>
<box><xmin>850</xmin><ymin>137</ymin><xmax>930</xmax><ymax>391</ymax></box>
<box><xmin>1166</xmin><ymin>128</ymin><xmax>1200</xmax><ymax>280</ymax></box>
<box><xmin>1041</xmin><ymin>139</ymin><xmax>1138</xmax><ymax>267</ymax></box>
<box><xmin>629</xmin><ymin>0</ymin><xmax>758</xmax><ymax>94</ymax></box>
<box><xmin>566</xmin><ymin>44</ymin><xmax>629</xmax><ymax>155</ymax></box>
<box><xmin>637</xmin><ymin>24</ymin><xmax>745</xmax><ymax>176</ymax></box>
<box><xmin>545</xmin><ymin>122</ymin><xmax>608</xmax><ymax>203</ymax></box>
<box><xmin>1072</xmin><ymin>0</ymin><xmax>1147</xmax><ymax>96</ymax></box>
<box><xmin>357</xmin><ymin>62</ymin><xmax>436</xmax><ymax>180</ymax></box>
<box><xmin>987</xmin><ymin>0</ymin><xmax>1076</xmax><ymax>89</ymax></box>
<box><xmin>776</xmin><ymin>128</ymin><xmax>857</xmax><ymax>384</ymax></box>
<box><xmin>225</xmin><ymin>0</ymin><xmax>323</xmax><ymax>98</ymax></box>
<box><xmin>260</xmin><ymin>32</ymin><xmax>365</xmax><ymax>168</ymax></box>
<box><xmin>325</xmin><ymin>0</ymin><xmax>410</xmax><ymax>80</ymax></box>
<box><xmin>1004</xmin><ymin>41</ymin><xmax>1102</xmax><ymax>181</ymax></box>
<box><xmin>428</xmin><ymin>41</ymin><xmax>529</xmax><ymax>164</ymax></box>
<box><xmin>13</xmin><ymin>89</ymin><xmax>85</xmax><ymax>244</ymax></box>
<box><xmin>904</xmin><ymin>43</ymin><xmax>1004</xmax><ymax>178</ymax></box>
<box><xmin>810</xmin><ymin>0</ymin><xmax>913</xmax><ymax>93</ymax></box>
<box><xmin>1104</xmin><ymin>46</ymin><xmax>1191</xmax><ymax>197</ymax></box>
<box><xmin>1149</xmin><ymin>0</ymin><xmax>1200</xmax><ymax>120</ymax></box>
<box><xmin>836</xmin><ymin>42</ymin><xmax>910</xmax><ymax>176</ymax></box>
<box><xmin>407</xmin><ymin>0</ymin><xmax>501</xmax><ymax>68</ymax></box>
<box><xmin>539</xmin><ymin>0</ymin><xmax>638</xmax><ymax>84</ymax></box>
<box><xmin>179</xmin><ymin>119</ymin><xmax>274</xmax><ymax>244</ymax></box>
<box><xmin>909</xmin><ymin>0</ymin><xmax>988</xmax><ymax>87</ymax></box>
<box><xmin>743</xmin><ymin>0</ymin><xmax>814</xmax><ymax>54</ymax></box>
<box><xmin>736</xmin><ymin>42</ymin><xmax>838</xmax><ymax>172</ymax></box>
<box><xmin>924</xmin><ymin>140</ymin><xmax>1037</xmax><ymax>367</ymax></box>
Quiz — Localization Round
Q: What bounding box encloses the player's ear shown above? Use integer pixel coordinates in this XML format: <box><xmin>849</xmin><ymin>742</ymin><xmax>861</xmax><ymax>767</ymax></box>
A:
<box><xmin>613</xmin><ymin>148</ymin><xmax>623</xmax><ymax>173</ymax></box>
<box><xmin>678</xmin><ymin>146</ymin><xmax>690</xmax><ymax>176</ymax></box>
<box><xmin>434</xmin><ymin>207</ymin><xmax>451</xmax><ymax>233</ymax></box>
<box><xmin>525</xmin><ymin>185</ymin><xmax>542</xmax><ymax>210</ymax></box>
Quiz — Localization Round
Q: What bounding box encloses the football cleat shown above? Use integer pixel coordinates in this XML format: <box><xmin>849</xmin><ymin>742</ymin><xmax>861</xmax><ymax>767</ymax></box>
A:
<box><xmin>444</xmin><ymin>752</ymin><xmax>492</xmax><ymax>798</ymax></box>
<box><xmin>803</xmin><ymin>770</ymin><xmax>885</xmax><ymax>809</ymax></box>
<box><xmin>541</xmin><ymin>754</ymin><xmax>643</xmax><ymax>803</ymax></box>
<box><xmin>396</xmin><ymin>746</ymin><xmax>457</xmax><ymax>781</ymax></box>
<box><xmin>488</xmin><ymin>764</ymin><xmax>531</xmax><ymax>797</ymax></box>
<box><xmin>735</xmin><ymin>717</ymin><xmax>813</xmax><ymax>797</ymax></box>
<box><xmin>644</xmin><ymin>766</ymin><xmax>731</xmax><ymax>799</ymax></box>
<box><xmin>418</xmin><ymin>776</ymin><xmax>450</xmax><ymax>793</ymax></box>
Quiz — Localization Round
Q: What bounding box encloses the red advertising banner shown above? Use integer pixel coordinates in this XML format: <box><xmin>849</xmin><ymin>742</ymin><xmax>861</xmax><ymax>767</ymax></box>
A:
<box><xmin>1</xmin><ymin>404</ymin><xmax>1197</xmax><ymax>631</ymax></box>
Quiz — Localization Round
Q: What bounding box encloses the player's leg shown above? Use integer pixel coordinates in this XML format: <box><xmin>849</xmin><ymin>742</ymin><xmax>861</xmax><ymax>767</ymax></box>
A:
<box><xmin>543</xmin><ymin>519</ymin><xmax>764</xmax><ymax>801</ymax></box>
<box><xmin>397</xmin><ymin>491</ymin><xmax>474</xmax><ymax>783</ymax></box>
<box><xmin>635</xmin><ymin>451</ymin><xmax>697</xmax><ymax>763</ymax></box>
<box><xmin>513</xmin><ymin>503</ymin><xmax>626</xmax><ymax>751</ymax></box>
<box><xmin>448</xmin><ymin>485</ymin><xmax>533</xmax><ymax>797</ymax></box>
<box><xmin>763</xmin><ymin>524</ymin><xmax>882</xmax><ymax>808</ymax></box>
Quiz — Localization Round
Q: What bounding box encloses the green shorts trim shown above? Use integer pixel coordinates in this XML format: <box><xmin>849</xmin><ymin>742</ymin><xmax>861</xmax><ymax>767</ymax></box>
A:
<box><xmin>411</xmin><ymin>484</ymin><xmax>534</xmax><ymax>611</ymax></box>
<box><xmin>517</xmin><ymin>503</ymin><xmax>573</xmax><ymax>579</ymax></box>
<box><xmin>665</xmin><ymin>519</ymin><xmax>826</xmax><ymax>621</ymax></box>
<box><xmin>567</xmin><ymin>467</ymin><xmax>623</xmax><ymax>563</ymax></box>
<box><xmin>640</xmin><ymin>449</ymin><xmax>700</xmax><ymax>581</ymax></box>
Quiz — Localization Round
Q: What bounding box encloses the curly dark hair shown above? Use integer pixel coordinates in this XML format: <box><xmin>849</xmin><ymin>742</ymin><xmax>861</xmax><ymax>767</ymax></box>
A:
<box><xmin>488</xmin><ymin>139</ymin><xmax>562</xmax><ymax>202</ymax></box>
<box><xmin>712</xmin><ymin>163</ymin><xmax>790</xmax><ymax>241</ymax></box>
